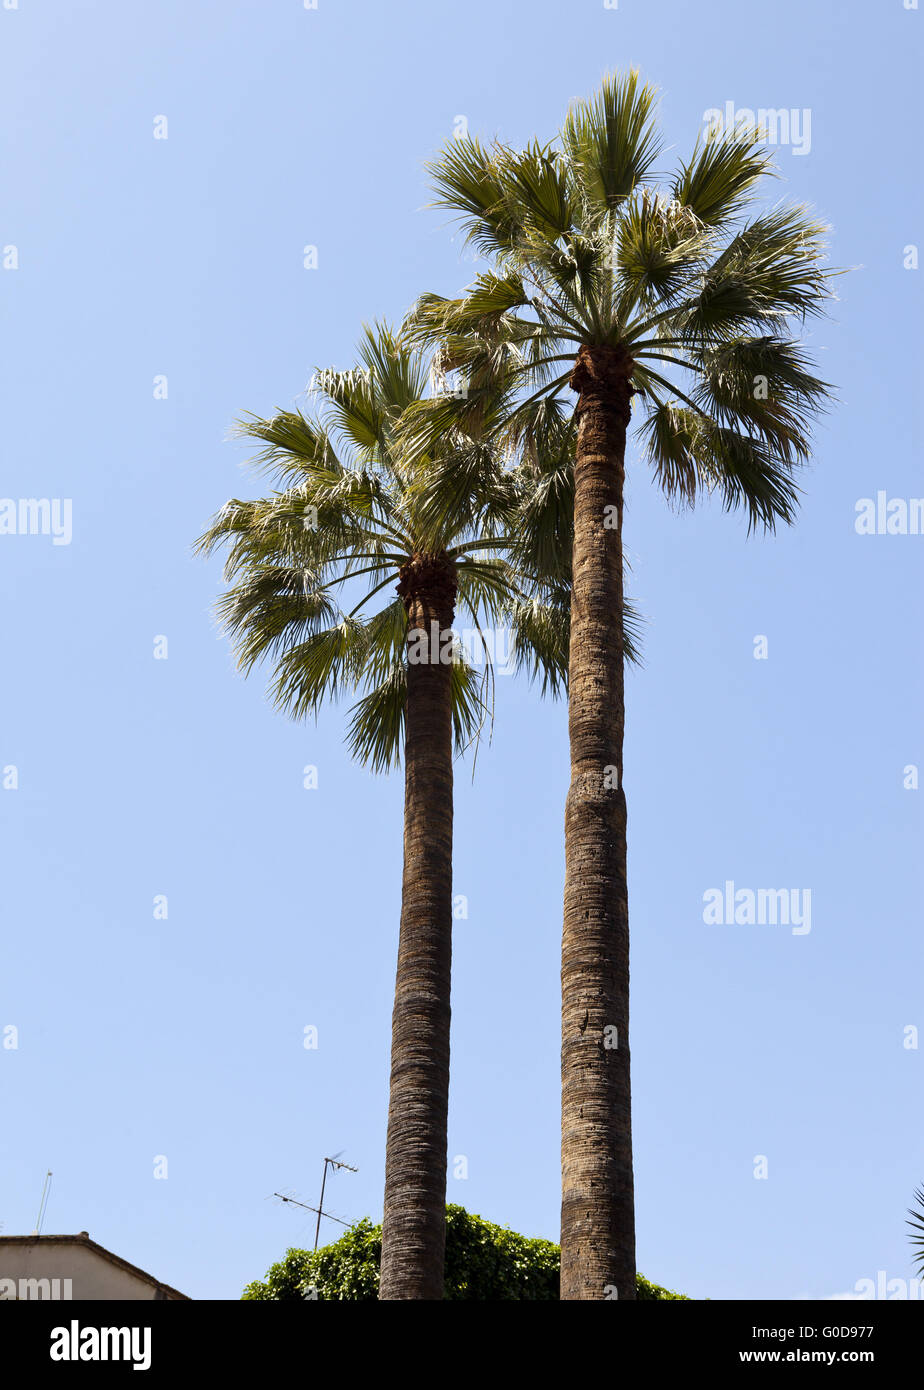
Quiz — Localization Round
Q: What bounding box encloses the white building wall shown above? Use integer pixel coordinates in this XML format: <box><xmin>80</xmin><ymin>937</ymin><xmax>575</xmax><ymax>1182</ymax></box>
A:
<box><xmin>0</xmin><ymin>1239</ymin><xmax>184</xmax><ymax>1299</ymax></box>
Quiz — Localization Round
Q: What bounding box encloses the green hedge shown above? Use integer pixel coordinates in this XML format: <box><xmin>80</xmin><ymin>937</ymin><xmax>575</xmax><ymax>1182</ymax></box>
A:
<box><xmin>242</xmin><ymin>1205</ymin><xmax>689</xmax><ymax>1300</ymax></box>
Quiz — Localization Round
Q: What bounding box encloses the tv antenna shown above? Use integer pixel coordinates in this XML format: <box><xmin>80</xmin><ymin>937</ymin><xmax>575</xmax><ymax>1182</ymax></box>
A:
<box><xmin>33</xmin><ymin>1170</ymin><xmax>52</xmax><ymax>1236</ymax></box>
<box><xmin>314</xmin><ymin>1156</ymin><xmax>358</xmax><ymax>1251</ymax></box>
<box><xmin>271</xmin><ymin>1191</ymin><xmax>351</xmax><ymax>1237</ymax></box>
<box><xmin>270</xmin><ymin>1154</ymin><xmax>359</xmax><ymax>1251</ymax></box>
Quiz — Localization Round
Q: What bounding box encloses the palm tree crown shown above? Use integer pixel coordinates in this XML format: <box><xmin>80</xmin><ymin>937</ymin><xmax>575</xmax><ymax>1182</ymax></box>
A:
<box><xmin>410</xmin><ymin>68</ymin><xmax>835</xmax><ymax>533</ymax></box>
<box><xmin>196</xmin><ymin>324</ymin><xmax>558</xmax><ymax>768</ymax></box>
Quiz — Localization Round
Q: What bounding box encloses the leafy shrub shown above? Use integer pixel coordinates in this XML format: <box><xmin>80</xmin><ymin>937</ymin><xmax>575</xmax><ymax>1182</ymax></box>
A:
<box><xmin>636</xmin><ymin>1271</ymin><xmax>689</xmax><ymax>1300</ymax></box>
<box><xmin>242</xmin><ymin>1205</ymin><xmax>688</xmax><ymax>1301</ymax></box>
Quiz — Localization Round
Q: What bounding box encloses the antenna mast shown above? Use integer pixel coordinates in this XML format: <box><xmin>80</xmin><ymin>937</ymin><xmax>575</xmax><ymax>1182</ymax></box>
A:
<box><xmin>315</xmin><ymin>1157</ymin><xmax>358</xmax><ymax>1251</ymax></box>
<box><xmin>33</xmin><ymin>1170</ymin><xmax>52</xmax><ymax>1236</ymax></box>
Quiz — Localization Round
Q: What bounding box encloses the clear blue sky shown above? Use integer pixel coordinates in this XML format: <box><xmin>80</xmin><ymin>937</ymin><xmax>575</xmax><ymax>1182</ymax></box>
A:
<box><xmin>1</xmin><ymin>0</ymin><xmax>920</xmax><ymax>1301</ymax></box>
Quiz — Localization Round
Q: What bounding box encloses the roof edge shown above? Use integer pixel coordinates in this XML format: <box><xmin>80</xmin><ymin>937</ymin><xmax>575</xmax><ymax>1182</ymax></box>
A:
<box><xmin>0</xmin><ymin>1234</ymin><xmax>190</xmax><ymax>1300</ymax></box>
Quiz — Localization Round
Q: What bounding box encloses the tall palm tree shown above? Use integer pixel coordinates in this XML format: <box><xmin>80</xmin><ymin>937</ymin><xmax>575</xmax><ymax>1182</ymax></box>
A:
<box><xmin>409</xmin><ymin>70</ymin><xmax>836</xmax><ymax>1299</ymax></box>
<box><xmin>196</xmin><ymin>326</ymin><xmax>567</xmax><ymax>1300</ymax></box>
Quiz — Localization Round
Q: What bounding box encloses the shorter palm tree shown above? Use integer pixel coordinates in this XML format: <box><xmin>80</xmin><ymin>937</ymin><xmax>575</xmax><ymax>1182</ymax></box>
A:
<box><xmin>196</xmin><ymin>325</ymin><xmax>567</xmax><ymax>1299</ymax></box>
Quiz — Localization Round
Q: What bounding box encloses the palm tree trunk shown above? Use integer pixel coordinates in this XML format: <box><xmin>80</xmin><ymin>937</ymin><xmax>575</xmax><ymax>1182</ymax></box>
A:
<box><xmin>560</xmin><ymin>344</ymin><xmax>636</xmax><ymax>1300</ymax></box>
<box><xmin>379</xmin><ymin>554</ymin><xmax>457</xmax><ymax>1300</ymax></box>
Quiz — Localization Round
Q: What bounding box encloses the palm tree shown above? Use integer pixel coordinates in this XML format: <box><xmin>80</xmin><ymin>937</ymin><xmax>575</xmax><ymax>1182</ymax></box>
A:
<box><xmin>409</xmin><ymin>70</ymin><xmax>836</xmax><ymax>1299</ymax></box>
<box><xmin>196</xmin><ymin>325</ymin><xmax>567</xmax><ymax>1300</ymax></box>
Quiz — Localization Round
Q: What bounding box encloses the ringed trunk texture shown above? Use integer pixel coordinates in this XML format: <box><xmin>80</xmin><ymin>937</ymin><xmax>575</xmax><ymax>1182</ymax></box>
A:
<box><xmin>379</xmin><ymin>553</ymin><xmax>456</xmax><ymax>1300</ymax></box>
<box><xmin>560</xmin><ymin>344</ymin><xmax>637</xmax><ymax>1301</ymax></box>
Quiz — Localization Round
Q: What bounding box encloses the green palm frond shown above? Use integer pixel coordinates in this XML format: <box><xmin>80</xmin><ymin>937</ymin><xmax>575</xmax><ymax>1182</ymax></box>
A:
<box><xmin>449</xmin><ymin>656</ymin><xmax>492</xmax><ymax>757</ymax></box>
<box><xmin>672</xmin><ymin>129</ymin><xmax>774</xmax><ymax>226</ymax></box>
<box><xmin>345</xmin><ymin>654</ymin><xmax>489</xmax><ymax>773</ymax></box>
<box><xmin>639</xmin><ymin>399</ymin><xmax>802</xmax><ymax>532</ymax></box>
<box><xmin>510</xmin><ymin>458</ymin><xmax>574</xmax><ymax>587</ymax></box>
<box><xmin>616</xmin><ymin>189</ymin><xmax>713</xmax><ymax>316</ymax></box>
<box><xmin>508</xmin><ymin>592</ymin><xmax>570</xmax><ymax>697</ymax></box>
<box><xmin>621</xmin><ymin>598</ymin><xmax>645</xmax><ymax>666</ymax></box>
<box><xmin>637</xmin><ymin>398</ymin><xmax>703</xmax><ymax>507</ymax></box>
<box><xmin>508</xmin><ymin>583</ymin><xmax>644</xmax><ymax>698</ymax></box>
<box><xmin>455</xmin><ymin>557</ymin><xmax>519</xmax><ymax>625</ymax></box>
<box><xmin>269</xmin><ymin>615</ymin><xmax>369</xmax><ymax>721</ymax></box>
<box><xmin>660</xmin><ymin>205</ymin><xmax>831</xmax><ymax>347</ymax></box>
<box><xmin>409</xmin><ymin>436</ymin><xmax>514</xmax><ymax>548</ymax></box>
<box><xmin>426</xmin><ymin>135</ymin><xmax>526</xmax><ymax>261</ymax></box>
<box><xmin>195</xmin><ymin>486</ymin><xmax>388</xmax><ymax>587</ymax></box>
<box><xmin>691</xmin><ymin>338</ymin><xmax>826</xmax><ymax>463</ymax></box>
<box><xmin>457</xmin><ymin>269</ymin><xmax>531</xmax><ymax>321</ymax></box>
<box><xmin>694</xmin><ymin>336</ymin><xmax>831</xmax><ymax>408</ymax></box>
<box><xmin>357</xmin><ymin>598</ymin><xmax>408</xmax><ymax>686</ymax></box>
<box><xmin>231</xmin><ymin>411</ymin><xmax>343</xmax><ymax>479</ymax></box>
<box><xmin>907</xmin><ymin>1187</ymin><xmax>924</xmax><ymax>1278</ymax></box>
<box><xmin>701</xmin><ymin>423</ymin><xmax>802</xmax><ymax>532</ymax></box>
<box><xmin>345</xmin><ymin>661</ymin><xmax>407</xmax><ymax>773</ymax></box>
<box><xmin>560</xmin><ymin>69</ymin><xmax>662</xmax><ymax>210</ymax></box>
<box><xmin>356</xmin><ymin>321</ymin><xmax>429</xmax><ymax>414</ymax></box>
<box><xmin>316</xmin><ymin>363</ymin><xmax>387</xmax><ymax>462</ymax></box>
<box><xmin>495</xmin><ymin>141</ymin><xmax>577</xmax><ymax>244</ymax></box>
<box><xmin>215</xmin><ymin>567</ymin><xmax>338</xmax><ymax>673</ymax></box>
